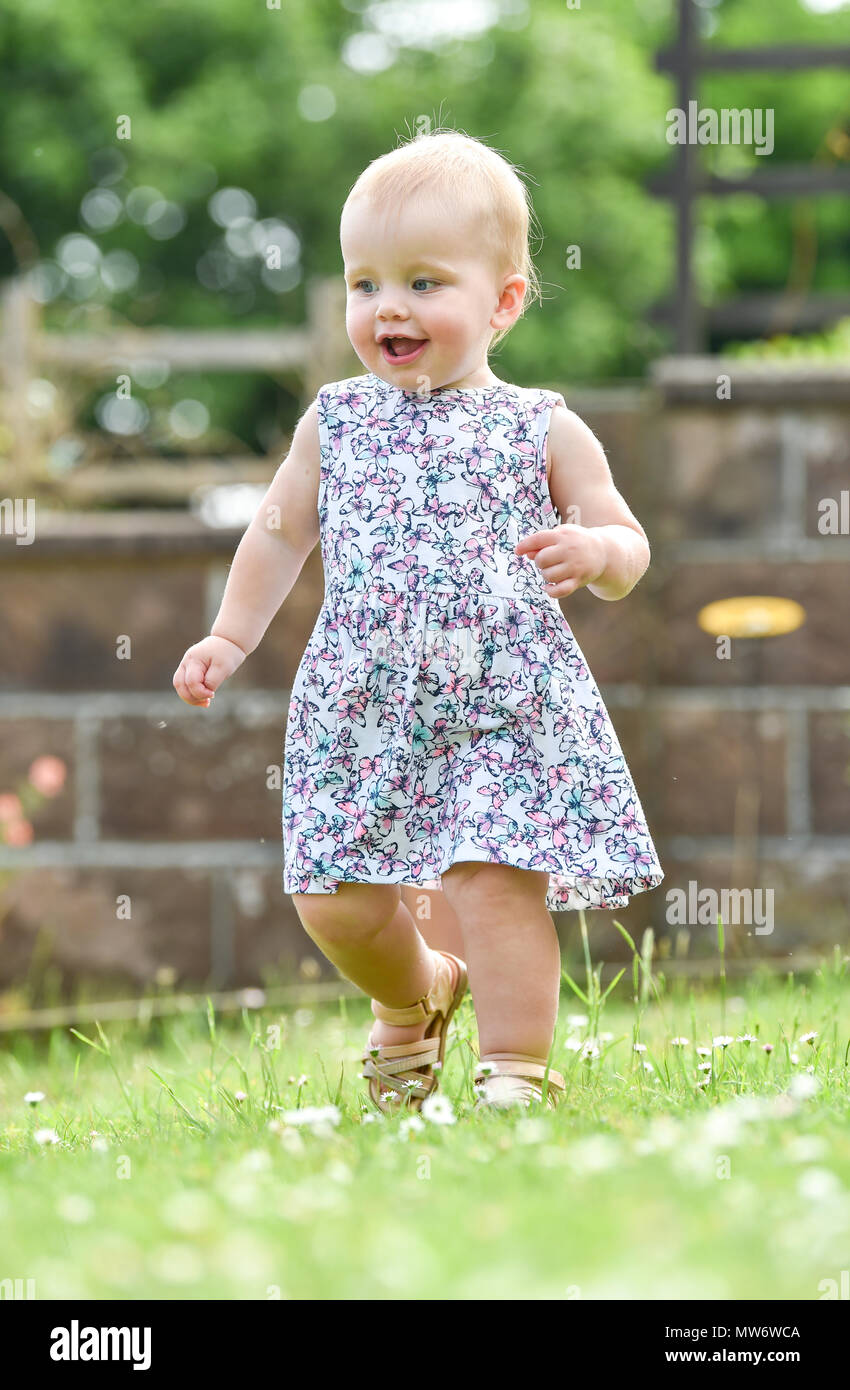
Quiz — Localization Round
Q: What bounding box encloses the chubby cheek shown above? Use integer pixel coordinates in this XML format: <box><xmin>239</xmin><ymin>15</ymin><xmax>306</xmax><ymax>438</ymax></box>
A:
<box><xmin>346</xmin><ymin>302</ymin><xmax>371</xmax><ymax>355</ymax></box>
<box><xmin>419</xmin><ymin>303</ymin><xmax>462</xmax><ymax>351</ymax></box>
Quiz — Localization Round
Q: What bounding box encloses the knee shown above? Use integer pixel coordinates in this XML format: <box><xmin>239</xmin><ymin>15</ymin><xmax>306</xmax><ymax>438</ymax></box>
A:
<box><xmin>440</xmin><ymin>862</ymin><xmax>548</xmax><ymax>917</ymax></box>
<box><xmin>292</xmin><ymin>882</ymin><xmax>400</xmax><ymax>945</ymax></box>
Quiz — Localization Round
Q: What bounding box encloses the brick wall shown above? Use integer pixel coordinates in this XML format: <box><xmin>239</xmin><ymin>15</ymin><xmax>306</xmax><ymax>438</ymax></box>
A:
<box><xmin>1</xmin><ymin>359</ymin><xmax>848</xmax><ymax>994</ymax></box>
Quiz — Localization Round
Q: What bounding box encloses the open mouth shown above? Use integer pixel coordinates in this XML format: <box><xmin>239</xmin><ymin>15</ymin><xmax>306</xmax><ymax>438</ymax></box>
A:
<box><xmin>380</xmin><ymin>337</ymin><xmax>428</xmax><ymax>365</ymax></box>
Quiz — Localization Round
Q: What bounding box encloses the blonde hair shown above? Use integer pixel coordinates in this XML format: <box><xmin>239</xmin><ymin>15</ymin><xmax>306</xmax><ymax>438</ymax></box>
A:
<box><xmin>342</xmin><ymin>127</ymin><xmax>543</xmax><ymax>352</ymax></box>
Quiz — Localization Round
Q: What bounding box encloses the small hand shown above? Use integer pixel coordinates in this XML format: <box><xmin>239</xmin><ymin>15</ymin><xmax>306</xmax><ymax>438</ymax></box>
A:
<box><xmin>514</xmin><ymin>524</ymin><xmax>608</xmax><ymax>599</ymax></box>
<box><xmin>172</xmin><ymin>634</ymin><xmax>247</xmax><ymax>707</ymax></box>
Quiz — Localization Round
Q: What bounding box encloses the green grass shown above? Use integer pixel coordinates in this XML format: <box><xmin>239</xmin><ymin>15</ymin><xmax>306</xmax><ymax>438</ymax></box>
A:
<box><xmin>1</xmin><ymin>939</ymin><xmax>849</xmax><ymax>1301</ymax></box>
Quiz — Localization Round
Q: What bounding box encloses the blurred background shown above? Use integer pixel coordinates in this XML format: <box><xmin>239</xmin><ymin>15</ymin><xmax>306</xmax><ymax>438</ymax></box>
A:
<box><xmin>0</xmin><ymin>0</ymin><xmax>849</xmax><ymax>1012</ymax></box>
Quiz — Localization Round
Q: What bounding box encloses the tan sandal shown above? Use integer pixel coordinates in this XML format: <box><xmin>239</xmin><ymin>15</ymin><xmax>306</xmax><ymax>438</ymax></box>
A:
<box><xmin>360</xmin><ymin>950</ymin><xmax>468</xmax><ymax>1115</ymax></box>
<box><xmin>473</xmin><ymin>1052</ymin><xmax>566</xmax><ymax>1111</ymax></box>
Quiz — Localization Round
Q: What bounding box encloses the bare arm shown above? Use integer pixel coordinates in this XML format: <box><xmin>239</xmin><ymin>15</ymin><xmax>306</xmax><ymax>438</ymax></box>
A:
<box><xmin>210</xmin><ymin>399</ymin><xmax>322</xmax><ymax>655</ymax></box>
<box><xmin>545</xmin><ymin>404</ymin><xmax>650</xmax><ymax>602</ymax></box>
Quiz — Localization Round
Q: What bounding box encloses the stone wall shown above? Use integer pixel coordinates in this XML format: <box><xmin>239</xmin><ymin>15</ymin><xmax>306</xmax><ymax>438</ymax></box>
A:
<box><xmin>1</xmin><ymin>360</ymin><xmax>848</xmax><ymax>994</ymax></box>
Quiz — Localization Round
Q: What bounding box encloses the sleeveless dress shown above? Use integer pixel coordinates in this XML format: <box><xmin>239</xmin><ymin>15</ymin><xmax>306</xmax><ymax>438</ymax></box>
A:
<box><xmin>282</xmin><ymin>371</ymin><xmax>664</xmax><ymax>913</ymax></box>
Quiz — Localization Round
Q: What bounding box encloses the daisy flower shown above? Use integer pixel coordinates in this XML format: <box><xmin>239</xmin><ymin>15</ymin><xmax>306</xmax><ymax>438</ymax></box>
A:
<box><xmin>24</xmin><ymin>1092</ymin><xmax>45</xmax><ymax>1105</ymax></box>
<box><xmin>670</xmin><ymin>1038</ymin><xmax>690</xmax><ymax>1047</ymax></box>
<box><xmin>633</xmin><ymin>1043</ymin><xmax>647</xmax><ymax>1054</ymax></box>
<box><xmin>399</xmin><ymin>1116</ymin><xmax>426</xmax><ymax>1137</ymax></box>
<box><xmin>421</xmin><ymin>1094</ymin><xmax>456</xmax><ymax>1126</ymax></box>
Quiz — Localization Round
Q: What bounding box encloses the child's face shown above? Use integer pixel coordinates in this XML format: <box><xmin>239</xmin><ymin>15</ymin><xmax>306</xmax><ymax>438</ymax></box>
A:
<box><xmin>341</xmin><ymin>193</ymin><xmax>522</xmax><ymax>388</ymax></box>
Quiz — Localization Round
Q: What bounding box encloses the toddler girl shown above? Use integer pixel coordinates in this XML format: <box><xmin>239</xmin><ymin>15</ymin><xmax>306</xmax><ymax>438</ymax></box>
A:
<box><xmin>173</xmin><ymin>130</ymin><xmax>664</xmax><ymax>1115</ymax></box>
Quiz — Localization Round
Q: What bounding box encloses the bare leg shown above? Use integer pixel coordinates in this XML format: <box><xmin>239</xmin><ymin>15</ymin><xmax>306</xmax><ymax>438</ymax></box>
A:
<box><xmin>400</xmin><ymin>883</ymin><xmax>465</xmax><ymax>959</ymax></box>
<box><xmin>439</xmin><ymin>862</ymin><xmax>561</xmax><ymax>1058</ymax></box>
<box><xmin>291</xmin><ymin>882</ymin><xmax>461</xmax><ymax>1048</ymax></box>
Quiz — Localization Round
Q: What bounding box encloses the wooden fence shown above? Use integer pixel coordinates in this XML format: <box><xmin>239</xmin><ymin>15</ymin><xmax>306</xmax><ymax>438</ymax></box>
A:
<box><xmin>0</xmin><ymin>274</ymin><xmax>359</xmax><ymax>503</ymax></box>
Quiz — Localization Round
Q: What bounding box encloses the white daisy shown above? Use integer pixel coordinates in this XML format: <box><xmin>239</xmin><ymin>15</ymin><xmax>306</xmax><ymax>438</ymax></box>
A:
<box><xmin>633</xmin><ymin>1042</ymin><xmax>647</xmax><ymax>1053</ymax></box>
<box><xmin>670</xmin><ymin>1037</ymin><xmax>690</xmax><ymax>1047</ymax></box>
<box><xmin>788</xmin><ymin>1073</ymin><xmax>820</xmax><ymax>1100</ymax></box>
<box><xmin>24</xmin><ymin>1091</ymin><xmax>45</xmax><ymax>1105</ymax></box>
<box><xmin>712</xmin><ymin>1036</ymin><xmax>734</xmax><ymax>1048</ymax></box>
<box><xmin>274</xmin><ymin>1104</ymin><xmax>341</xmax><ymax>1129</ymax></box>
<box><xmin>398</xmin><ymin>1116</ymin><xmax>426</xmax><ymax>1137</ymax></box>
<box><xmin>696</xmin><ymin>1046</ymin><xmax>711</xmax><ymax>1057</ymax></box>
<box><xmin>799</xmin><ymin>1031</ymin><xmax>818</xmax><ymax>1046</ymax></box>
<box><xmin>736</xmin><ymin>1034</ymin><xmax>757</xmax><ymax>1044</ymax></box>
<box><xmin>698</xmin><ymin>1062</ymin><xmax>712</xmax><ymax>1073</ymax></box>
<box><xmin>34</xmin><ymin>1128</ymin><xmax>60</xmax><ymax>1145</ymax></box>
<box><xmin>421</xmin><ymin>1094</ymin><xmax>456</xmax><ymax>1125</ymax></box>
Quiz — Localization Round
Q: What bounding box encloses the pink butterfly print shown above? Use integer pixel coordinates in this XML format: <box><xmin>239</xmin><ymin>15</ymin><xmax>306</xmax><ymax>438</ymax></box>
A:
<box><xmin>334</xmin><ymin>802</ymin><xmax>373</xmax><ymax>840</ymax></box>
<box><xmin>547</xmin><ymin>765</ymin><xmax>576</xmax><ymax>792</ymax></box>
<box><xmin>358</xmin><ymin>754</ymin><xmax>384</xmax><ymax>780</ymax></box>
<box><xmin>402</xmin><ymin>522</ymin><xmax>432</xmax><ymax>551</ymax></box>
<box><xmin>460</xmin><ymin>441</ymin><xmax>500</xmax><ymax>471</ymax></box>
<box><xmin>615</xmin><ymin>842</ymin><xmax>656</xmax><ymax>872</ymax></box>
<box><xmin>371</xmin><ymin>492</ymin><xmax>416</xmax><ymax>527</ymax></box>
<box><xmin>388</xmin><ymin>554</ymin><xmax>430</xmax><ymax>590</ymax></box>
<box><xmin>376</xmin><ymin>848</ymin><xmax>412</xmax><ymax>876</ymax></box>
<box><xmin>463</xmin><ymin>535</ymin><xmax>496</xmax><ymax>568</ymax></box>
<box><xmin>526</xmin><ymin>808</ymin><xmax>572</xmax><ymax>849</ymax></box>
<box><xmin>409</xmin><ymin>771</ymin><xmax>441</xmax><ymax>812</ymax></box>
<box><xmin>421</xmin><ymin>497</ymin><xmax>458</xmax><ymax>530</ymax></box>
<box><xmin>616</xmin><ymin>808</ymin><xmax>641</xmax><ymax>834</ymax></box>
<box><xmin>409</xmin><ymin>815</ymin><xmax>441</xmax><ymax>844</ymax></box>
<box><xmin>524</xmin><ymin>850</ymin><xmax>558</xmax><ymax>876</ymax></box>
<box><xmin>288</xmin><ymin>773</ymin><xmax>316</xmax><ymax>801</ymax></box>
<box><xmin>577</xmin><ymin>817</ymin><xmax>612</xmax><ymax>852</ymax></box>
<box><xmin>475</xmin><ymin>808</ymin><xmax>514</xmax><ymax>837</ymax></box>
<box><xmin>479</xmin><ymin>780</ymin><xmax>508</xmax><ymax>808</ymax></box>
<box><xmin>588</xmin><ymin>777</ymin><xmax>619</xmax><ymax>808</ymax></box>
<box><xmin>370</xmin><ymin>804</ymin><xmax>409</xmax><ymax>837</ymax></box>
<box><xmin>334</xmin><ymin>690</ymin><xmax>370</xmax><ymax>724</ymax></box>
<box><xmin>415</xmin><ymin>432</ymin><xmax>455</xmax><ymax>461</ymax></box>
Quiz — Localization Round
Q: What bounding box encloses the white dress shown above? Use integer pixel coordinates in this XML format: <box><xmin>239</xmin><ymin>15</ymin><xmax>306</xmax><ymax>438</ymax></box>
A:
<box><xmin>282</xmin><ymin>371</ymin><xmax>664</xmax><ymax>913</ymax></box>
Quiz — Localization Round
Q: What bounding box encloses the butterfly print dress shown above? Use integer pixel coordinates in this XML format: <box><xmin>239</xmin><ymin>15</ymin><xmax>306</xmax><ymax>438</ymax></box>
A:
<box><xmin>282</xmin><ymin>371</ymin><xmax>664</xmax><ymax>913</ymax></box>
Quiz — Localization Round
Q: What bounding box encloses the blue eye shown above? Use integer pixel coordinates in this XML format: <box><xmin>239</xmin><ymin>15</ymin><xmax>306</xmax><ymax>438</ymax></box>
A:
<box><xmin>350</xmin><ymin>278</ymin><xmax>438</xmax><ymax>293</ymax></box>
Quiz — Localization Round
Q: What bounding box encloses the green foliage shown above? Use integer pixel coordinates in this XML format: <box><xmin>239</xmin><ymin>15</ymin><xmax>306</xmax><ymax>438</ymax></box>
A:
<box><xmin>0</xmin><ymin>0</ymin><xmax>848</xmax><ymax>417</ymax></box>
<box><xmin>1</xmin><ymin>961</ymin><xmax>848</xmax><ymax>1298</ymax></box>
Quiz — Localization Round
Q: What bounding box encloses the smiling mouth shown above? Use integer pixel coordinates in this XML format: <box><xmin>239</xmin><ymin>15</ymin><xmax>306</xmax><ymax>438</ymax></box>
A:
<box><xmin>380</xmin><ymin>337</ymin><xmax>428</xmax><ymax>363</ymax></box>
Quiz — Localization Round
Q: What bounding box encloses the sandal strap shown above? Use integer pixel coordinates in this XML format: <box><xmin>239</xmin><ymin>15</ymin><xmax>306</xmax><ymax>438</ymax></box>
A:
<box><xmin>370</xmin><ymin>951</ymin><xmax>460</xmax><ymax>1027</ymax></box>
<box><xmin>361</xmin><ymin>1043</ymin><xmax>439</xmax><ymax>1099</ymax></box>
<box><xmin>477</xmin><ymin>1053</ymin><xmax>566</xmax><ymax>1091</ymax></box>
<box><xmin>362</xmin><ymin>1037</ymin><xmax>441</xmax><ymax>1071</ymax></box>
